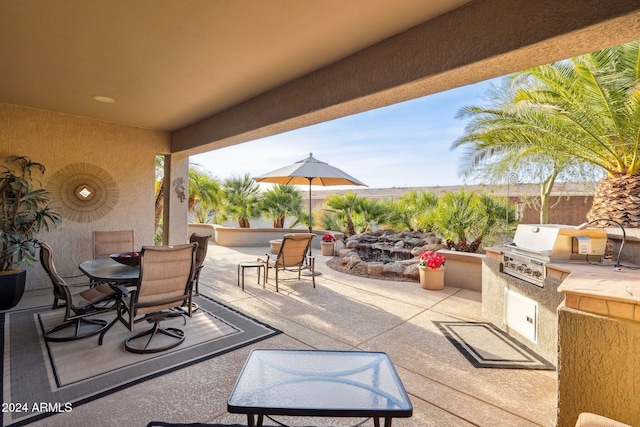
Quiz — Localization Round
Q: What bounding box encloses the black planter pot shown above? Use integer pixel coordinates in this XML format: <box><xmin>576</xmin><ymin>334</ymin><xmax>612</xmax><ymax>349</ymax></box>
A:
<box><xmin>0</xmin><ymin>270</ymin><xmax>27</xmax><ymax>310</ymax></box>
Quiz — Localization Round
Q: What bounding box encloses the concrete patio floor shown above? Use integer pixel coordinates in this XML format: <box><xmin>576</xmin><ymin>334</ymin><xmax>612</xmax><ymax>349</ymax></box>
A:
<box><xmin>13</xmin><ymin>243</ymin><xmax>558</xmax><ymax>427</ymax></box>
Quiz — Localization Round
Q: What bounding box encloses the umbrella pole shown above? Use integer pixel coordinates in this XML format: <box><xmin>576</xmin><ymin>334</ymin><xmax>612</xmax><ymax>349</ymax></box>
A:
<box><xmin>308</xmin><ymin>178</ymin><xmax>312</xmax><ymax>234</ymax></box>
<box><xmin>303</xmin><ymin>177</ymin><xmax>321</xmax><ymax>276</ymax></box>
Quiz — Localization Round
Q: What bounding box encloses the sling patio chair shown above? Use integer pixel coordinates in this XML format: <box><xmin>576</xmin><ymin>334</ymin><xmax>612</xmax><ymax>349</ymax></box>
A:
<box><xmin>189</xmin><ymin>233</ymin><xmax>211</xmax><ymax>295</ymax></box>
<box><xmin>259</xmin><ymin>233</ymin><xmax>316</xmax><ymax>292</ymax></box>
<box><xmin>38</xmin><ymin>241</ymin><xmax>117</xmax><ymax>342</ymax></box>
<box><xmin>92</xmin><ymin>229</ymin><xmax>135</xmax><ymax>259</ymax></box>
<box><xmin>115</xmin><ymin>243</ymin><xmax>198</xmax><ymax>354</ymax></box>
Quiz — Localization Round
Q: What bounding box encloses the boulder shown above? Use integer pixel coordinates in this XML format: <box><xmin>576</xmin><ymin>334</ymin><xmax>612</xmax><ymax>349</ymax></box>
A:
<box><xmin>404</xmin><ymin>263</ymin><xmax>420</xmax><ymax>279</ymax></box>
<box><xmin>383</xmin><ymin>262</ymin><xmax>405</xmax><ymax>275</ymax></box>
<box><xmin>367</xmin><ymin>262</ymin><xmax>384</xmax><ymax>275</ymax></box>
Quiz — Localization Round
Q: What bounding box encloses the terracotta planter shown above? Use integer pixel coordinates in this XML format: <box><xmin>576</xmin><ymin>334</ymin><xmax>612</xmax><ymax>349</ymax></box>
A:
<box><xmin>0</xmin><ymin>270</ymin><xmax>27</xmax><ymax>310</ymax></box>
<box><xmin>419</xmin><ymin>266</ymin><xmax>445</xmax><ymax>290</ymax></box>
<box><xmin>321</xmin><ymin>241</ymin><xmax>335</xmax><ymax>256</ymax></box>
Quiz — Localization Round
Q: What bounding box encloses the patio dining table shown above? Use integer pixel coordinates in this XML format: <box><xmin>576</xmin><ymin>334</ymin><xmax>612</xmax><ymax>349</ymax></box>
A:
<box><xmin>78</xmin><ymin>257</ymin><xmax>140</xmax><ymax>345</ymax></box>
<box><xmin>79</xmin><ymin>257</ymin><xmax>139</xmax><ymax>283</ymax></box>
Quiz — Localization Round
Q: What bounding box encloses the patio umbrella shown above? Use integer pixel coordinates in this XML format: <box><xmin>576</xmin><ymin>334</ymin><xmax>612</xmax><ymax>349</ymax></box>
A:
<box><xmin>253</xmin><ymin>153</ymin><xmax>366</xmax><ymax>238</ymax></box>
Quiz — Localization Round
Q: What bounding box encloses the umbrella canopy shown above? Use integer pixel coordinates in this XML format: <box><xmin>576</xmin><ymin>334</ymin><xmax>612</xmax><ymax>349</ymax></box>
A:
<box><xmin>253</xmin><ymin>153</ymin><xmax>366</xmax><ymax>236</ymax></box>
<box><xmin>253</xmin><ymin>153</ymin><xmax>366</xmax><ymax>187</ymax></box>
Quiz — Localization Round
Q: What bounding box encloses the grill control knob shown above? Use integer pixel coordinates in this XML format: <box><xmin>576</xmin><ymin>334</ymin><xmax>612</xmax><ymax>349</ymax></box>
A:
<box><xmin>517</xmin><ymin>264</ymin><xmax>526</xmax><ymax>272</ymax></box>
<box><xmin>532</xmin><ymin>270</ymin><xmax>542</xmax><ymax>277</ymax></box>
<box><xmin>524</xmin><ymin>268</ymin><xmax>532</xmax><ymax>274</ymax></box>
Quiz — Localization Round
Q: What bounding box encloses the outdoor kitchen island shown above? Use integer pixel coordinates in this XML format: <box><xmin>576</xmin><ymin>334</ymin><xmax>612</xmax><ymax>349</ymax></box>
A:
<box><xmin>483</xmin><ymin>229</ymin><xmax>640</xmax><ymax>427</ymax></box>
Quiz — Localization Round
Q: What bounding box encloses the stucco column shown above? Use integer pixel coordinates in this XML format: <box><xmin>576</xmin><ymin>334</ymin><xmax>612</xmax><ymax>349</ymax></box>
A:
<box><xmin>162</xmin><ymin>153</ymin><xmax>189</xmax><ymax>245</ymax></box>
<box><xmin>557</xmin><ymin>305</ymin><xmax>639</xmax><ymax>426</ymax></box>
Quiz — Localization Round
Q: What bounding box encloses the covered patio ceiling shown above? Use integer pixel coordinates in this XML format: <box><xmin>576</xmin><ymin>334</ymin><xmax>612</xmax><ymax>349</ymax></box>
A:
<box><xmin>2</xmin><ymin>0</ymin><xmax>640</xmax><ymax>155</ymax></box>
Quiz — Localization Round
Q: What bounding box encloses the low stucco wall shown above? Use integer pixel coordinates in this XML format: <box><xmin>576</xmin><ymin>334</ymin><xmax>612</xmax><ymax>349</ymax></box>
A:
<box><xmin>187</xmin><ymin>223</ymin><xmax>216</xmax><ymax>237</ymax></box>
<box><xmin>438</xmin><ymin>249</ymin><xmax>484</xmax><ymax>292</ymax></box>
<box><xmin>211</xmin><ymin>225</ymin><xmax>344</xmax><ymax>250</ymax></box>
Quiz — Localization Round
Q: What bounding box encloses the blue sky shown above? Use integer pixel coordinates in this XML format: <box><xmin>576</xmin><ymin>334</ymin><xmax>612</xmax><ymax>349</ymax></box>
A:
<box><xmin>190</xmin><ymin>77</ymin><xmax>503</xmax><ymax>189</ymax></box>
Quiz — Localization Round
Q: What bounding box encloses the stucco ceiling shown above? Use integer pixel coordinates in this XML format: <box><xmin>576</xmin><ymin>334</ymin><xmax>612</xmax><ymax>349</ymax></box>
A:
<box><xmin>0</xmin><ymin>0</ymin><xmax>473</xmax><ymax>132</ymax></box>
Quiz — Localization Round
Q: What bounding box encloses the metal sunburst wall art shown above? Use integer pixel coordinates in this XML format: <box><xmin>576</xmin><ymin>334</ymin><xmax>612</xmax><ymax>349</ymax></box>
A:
<box><xmin>48</xmin><ymin>162</ymin><xmax>120</xmax><ymax>223</ymax></box>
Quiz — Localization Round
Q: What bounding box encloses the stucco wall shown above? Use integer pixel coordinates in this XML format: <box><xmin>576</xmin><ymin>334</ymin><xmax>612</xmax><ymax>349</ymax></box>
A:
<box><xmin>0</xmin><ymin>103</ymin><xmax>170</xmax><ymax>291</ymax></box>
<box><xmin>557</xmin><ymin>306</ymin><xmax>640</xmax><ymax>427</ymax></box>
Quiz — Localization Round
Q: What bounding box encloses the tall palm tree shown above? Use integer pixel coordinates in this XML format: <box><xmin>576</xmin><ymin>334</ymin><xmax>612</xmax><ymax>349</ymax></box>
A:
<box><xmin>222</xmin><ymin>174</ymin><xmax>261</xmax><ymax>228</ymax></box>
<box><xmin>510</xmin><ymin>41</ymin><xmax>640</xmax><ymax>226</ymax></box>
<box><xmin>454</xmin><ymin>80</ymin><xmax>600</xmax><ymax>224</ymax></box>
<box><xmin>259</xmin><ymin>184</ymin><xmax>304</xmax><ymax>228</ymax></box>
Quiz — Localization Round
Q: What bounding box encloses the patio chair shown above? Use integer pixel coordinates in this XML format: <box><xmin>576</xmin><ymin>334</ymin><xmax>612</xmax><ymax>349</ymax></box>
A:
<box><xmin>92</xmin><ymin>229</ymin><xmax>134</xmax><ymax>258</ymax></box>
<box><xmin>38</xmin><ymin>241</ymin><xmax>117</xmax><ymax>342</ymax></box>
<box><xmin>116</xmin><ymin>243</ymin><xmax>197</xmax><ymax>354</ymax></box>
<box><xmin>189</xmin><ymin>233</ymin><xmax>211</xmax><ymax>295</ymax></box>
<box><xmin>259</xmin><ymin>233</ymin><xmax>316</xmax><ymax>292</ymax></box>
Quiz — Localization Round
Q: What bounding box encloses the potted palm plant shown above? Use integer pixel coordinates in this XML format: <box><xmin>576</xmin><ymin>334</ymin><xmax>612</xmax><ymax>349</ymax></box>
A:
<box><xmin>0</xmin><ymin>155</ymin><xmax>61</xmax><ymax>310</ymax></box>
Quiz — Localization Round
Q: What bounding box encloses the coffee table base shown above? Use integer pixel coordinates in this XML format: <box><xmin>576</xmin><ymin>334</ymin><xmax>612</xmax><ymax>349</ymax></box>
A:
<box><xmin>245</xmin><ymin>414</ymin><xmax>393</xmax><ymax>427</ymax></box>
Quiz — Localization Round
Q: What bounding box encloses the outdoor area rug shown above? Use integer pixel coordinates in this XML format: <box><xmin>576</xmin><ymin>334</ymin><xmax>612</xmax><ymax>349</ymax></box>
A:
<box><xmin>433</xmin><ymin>321</ymin><xmax>555</xmax><ymax>371</ymax></box>
<box><xmin>1</xmin><ymin>294</ymin><xmax>281</xmax><ymax>426</ymax></box>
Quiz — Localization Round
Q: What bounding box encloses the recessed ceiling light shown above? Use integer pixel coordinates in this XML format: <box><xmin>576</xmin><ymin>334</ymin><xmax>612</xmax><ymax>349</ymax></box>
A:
<box><xmin>92</xmin><ymin>95</ymin><xmax>116</xmax><ymax>104</ymax></box>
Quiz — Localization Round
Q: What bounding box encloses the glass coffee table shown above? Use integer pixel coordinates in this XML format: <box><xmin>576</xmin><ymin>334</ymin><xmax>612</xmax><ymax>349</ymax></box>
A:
<box><xmin>227</xmin><ymin>349</ymin><xmax>413</xmax><ymax>427</ymax></box>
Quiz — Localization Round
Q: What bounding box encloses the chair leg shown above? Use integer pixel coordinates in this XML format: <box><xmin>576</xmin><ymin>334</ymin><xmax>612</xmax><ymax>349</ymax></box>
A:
<box><xmin>124</xmin><ymin>311</ymin><xmax>187</xmax><ymax>354</ymax></box>
<box><xmin>45</xmin><ymin>318</ymin><xmax>109</xmax><ymax>342</ymax></box>
<box><xmin>124</xmin><ymin>321</ymin><xmax>185</xmax><ymax>354</ymax></box>
<box><xmin>193</xmin><ymin>270</ymin><xmax>200</xmax><ymax>295</ymax></box>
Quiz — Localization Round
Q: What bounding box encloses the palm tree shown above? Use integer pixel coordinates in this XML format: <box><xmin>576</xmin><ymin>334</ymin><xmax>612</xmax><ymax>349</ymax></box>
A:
<box><xmin>383</xmin><ymin>190</ymin><xmax>438</xmax><ymax>231</ymax></box>
<box><xmin>154</xmin><ymin>155</ymin><xmax>164</xmax><ymax>231</ymax></box>
<box><xmin>454</xmin><ymin>79</ymin><xmax>600</xmax><ymax>224</ymax></box>
<box><xmin>509</xmin><ymin>41</ymin><xmax>640</xmax><ymax>226</ymax></box>
<box><xmin>260</xmin><ymin>184</ymin><xmax>304</xmax><ymax>228</ymax></box>
<box><xmin>322</xmin><ymin>193</ymin><xmax>390</xmax><ymax>235</ymax></box>
<box><xmin>430</xmin><ymin>190</ymin><xmax>512</xmax><ymax>252</ymax></box>
<box><xmin>188</xmin><ymin>168</ymin><xmax>222</xmax><ymax>221</ymax></box>
<box><xmin>222</xmin><ymin>174</ymin><xmax>261</xmax><ymax>228</ymax></box>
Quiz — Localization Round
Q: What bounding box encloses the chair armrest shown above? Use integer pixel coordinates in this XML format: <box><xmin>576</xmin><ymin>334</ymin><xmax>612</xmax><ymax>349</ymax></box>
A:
<box><xmin>61</xmin><ymin>273</ymin><xmax>91</xmax><ymax>284</ymax></box>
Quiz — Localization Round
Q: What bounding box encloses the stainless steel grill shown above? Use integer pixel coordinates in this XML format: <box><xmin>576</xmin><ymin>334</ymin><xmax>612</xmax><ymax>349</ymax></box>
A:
<box><xmin>502</xmin><ymin>224</ymin><xmax>608</xmax><ymax>287</ymax></box>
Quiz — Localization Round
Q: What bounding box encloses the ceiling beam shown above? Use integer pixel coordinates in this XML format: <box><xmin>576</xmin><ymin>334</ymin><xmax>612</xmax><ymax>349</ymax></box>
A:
<box><xmin>172</xmin><ymin>0</ymin><xmax>640</xmax><ymax>155</ymax></box>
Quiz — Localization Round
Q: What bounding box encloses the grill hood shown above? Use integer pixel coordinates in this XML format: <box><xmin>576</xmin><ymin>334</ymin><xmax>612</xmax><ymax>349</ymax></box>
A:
<box><xmin>507</xmin><ymin>224</ymin><xmax>607</xmax><ymax>262</ymax></box>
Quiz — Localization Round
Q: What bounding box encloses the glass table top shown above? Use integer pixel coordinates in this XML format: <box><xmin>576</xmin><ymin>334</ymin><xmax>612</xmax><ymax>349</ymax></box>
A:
<box><xmin>79</xmin><ymin>258</ymin><xmax>139</xmax><ymax>282</ymax></box>
<box><xmin>227</xmin><ymin>349</ymin><xmax>413</xmax><ymax>417</ymax></box>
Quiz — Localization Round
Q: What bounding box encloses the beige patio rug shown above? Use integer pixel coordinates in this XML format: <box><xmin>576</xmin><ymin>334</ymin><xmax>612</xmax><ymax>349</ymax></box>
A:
<box><xmin>433</xmin><ymin>321</ymin><xmax>555</xmax><ymax>370</ymax></box>
<box><xmin>1</xmin><ymin>295</ymin><xmax>280</xmax><ymax>427</ymax></box>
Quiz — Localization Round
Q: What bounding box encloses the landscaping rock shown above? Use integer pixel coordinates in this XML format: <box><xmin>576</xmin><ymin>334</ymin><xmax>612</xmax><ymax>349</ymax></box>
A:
<box><xmin>366</xmin><ymin>262</ymin><xmax>384</xmax><ymax>275</ymax></box>
<box><xmin>331</xmin><ymin>230</ymin><xmax>446</xmax><ymax>282</ymax></box>
<box><xmin>383</xmin><ymin>262</ymin><xmax>405</xmax><ymax>275</ymax></box>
